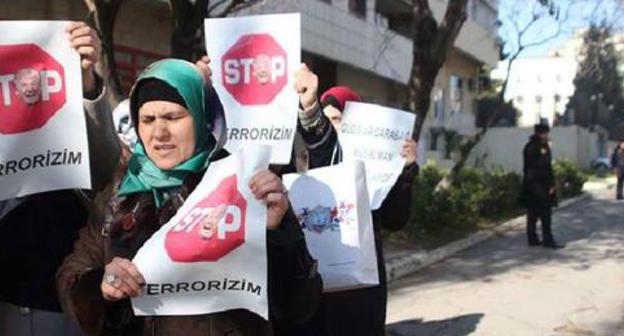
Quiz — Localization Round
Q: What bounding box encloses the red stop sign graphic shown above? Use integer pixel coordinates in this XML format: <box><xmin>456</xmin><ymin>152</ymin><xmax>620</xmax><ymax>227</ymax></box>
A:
<box><xmin>165</xmin><ymin>175</ymin><xmax>247</xmax><ymax>262</ymax></box>
<box><xmin>222</xmin><ymin>34</ymin><xmax>288</xmax><ymax>105</ymax></box>
<box><xmin>0</xmin><ymin>44</ymin><xmax>66</xmax><ymax>135</ymax></box>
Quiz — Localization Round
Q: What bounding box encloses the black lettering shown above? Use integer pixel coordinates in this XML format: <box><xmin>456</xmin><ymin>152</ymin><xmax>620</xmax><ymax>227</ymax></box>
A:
<box><xmin>191</xmin><ymin>281</ymin><xmax>206</xmax><ymax>291</ymax></box>
<box><xmin>0</xmin><ymin>163</ymin><xmax>4</xmax><ymax>176</ymax></box>
<box><xmin>18</xmin><ymin>157</ymin><xmax>31</xmax><ymax>171</ymax></box>
<box><xmin>283</xmin><ymin>128</ymin><xmax>293</xmax><ymax>140</ymax></box>
<box><xmin>161</xmin><ymin>283</ymin><xmax>174</xmax><ymax>294</ymax></box>
<box><xmin>227</xmin><ymin>280</ymin><xmax>240</xmax><ymax>291</ymax></box>
<box><xmin>260</xmin><ymin>128</ymin><xmax>269</xmax><ymax>140</ymax></box>
<box><xmin>51</xmin><ymin>151</ymin><xmax>62</xmax><ymax>165</ymax></box>
<box><xmin>247</xmin><ymin>282</ymin><xmax>262</xmax><ymax>296</ymax></box>
<box><xmin>32</xmin><ymin>154</ymin><xmax>45</xmax><ymax>169</ymax></box>
<box><xmin>272</xmin><ymin>128</ymin><xmax>280</xmax><ymax>140</ymax></box>
<box><xmin>176</xmin><ymin>282</ymin><xmax>190</xmax><ymax>293</ymax></box>
<box><xmin>207</xmin><ymin>280</ymin><xmax>221</xmax><ymax>290</ymax></box>
<box><xmin>62</xmin><ymin>148</ymin><xmax>68</xmax><ymax>164</ymax></box>
<box><xmin>6</xmin><ymin>160</ymin><xmax>17</xmax><ymax>175</ymax></box>
<box><xmin>46</xmin><ymin>150</ymin><xmax>51</xmax><ymax>166</ymax></box>
<box><xmin>68</xmin><ymin>152</ymin><xmax>82</xmax><ymax>165</ymax></box>
<box><xmin>250</xmin><ymin>128</ymin><xmax>259</xmax><ymax>139</ymax></box>
<box><xmin>240</xmin><ymin>128</ymin><xmax>250</xmax><ymax>140</ymax></box>
<box><xmin>146</xmin><ymin>284</ymin><xmax>159</xmax><ymax>295</ymax></box>
<box><xmin>229</xmin><ymin>128</ymin><xmax>239</xmax><ymax>140</ymax></box>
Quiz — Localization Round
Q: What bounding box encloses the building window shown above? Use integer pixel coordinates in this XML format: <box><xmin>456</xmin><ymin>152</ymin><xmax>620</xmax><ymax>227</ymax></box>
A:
<box><xmin>318</xmin><ymin>0</ymin><xmax>331</xmax><ymax>3</ymax></box>
<box><xmin>115</xmin><ymin>45</ymin><xmax>164</xmax><ymax>94</ymax></box>
<box><xmin>349</xmin><ymin>0</ymin><xmax>366</xmax><ymax>18</ymax></box>
<box><xmin>450</xmin><ymin>75</ymin><xmax>463</xmax><ymax>114</ymax></box>
<box><xmin>432</xmin><ymin>87</ymin><xmax>444</xmax><ymax>122</ymax></box>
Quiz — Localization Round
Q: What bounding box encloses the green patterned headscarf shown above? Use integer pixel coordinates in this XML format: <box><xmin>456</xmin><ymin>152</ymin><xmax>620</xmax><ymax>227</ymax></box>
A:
<box><xmin>118</xmin><ymin>59</ymin><xmax>215</xmax><ymax>208</ymax></box>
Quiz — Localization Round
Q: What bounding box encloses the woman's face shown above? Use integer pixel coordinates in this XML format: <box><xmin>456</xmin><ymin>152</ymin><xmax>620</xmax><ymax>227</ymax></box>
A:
<box><xmin>138</xmin><ymin>100</ymin><xmax>196</xmax><ymax>170</ymax></box>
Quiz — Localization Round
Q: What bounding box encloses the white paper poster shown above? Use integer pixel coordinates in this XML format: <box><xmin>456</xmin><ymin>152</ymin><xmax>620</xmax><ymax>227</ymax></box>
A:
<box><xmin>132</xmin><ymin>145</ymin><xmax>271</xmax><ymax>319</ymax></box>
<box><xmin>205</xmin><ymin>13</ymin><xmax>300</xmax><ymax>164</ymax></box>
<box><xmin>339</xmin><ymin>102</ymin><xmax>416</xmax><ymax>210</ymax></box>
<box><xmin>0</xmin><ymin>21</ymin><xmax>90</xmax><ymax>201</ymax></box>
<box><xmin>283</xmin><ymin>161</ymin><xmax>379</xmax><ymax>292</ymax></box>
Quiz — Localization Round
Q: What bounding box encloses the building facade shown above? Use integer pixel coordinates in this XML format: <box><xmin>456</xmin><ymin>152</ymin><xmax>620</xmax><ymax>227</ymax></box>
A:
<box><xmin>1</xmin><ymin>0</ymin><xmax>499</xmax><ymax>163</ymax></box>
<box><xmin>492</xmin><ymin>56</ymin><xmax>577</xmax><ymax>127</ymax></box>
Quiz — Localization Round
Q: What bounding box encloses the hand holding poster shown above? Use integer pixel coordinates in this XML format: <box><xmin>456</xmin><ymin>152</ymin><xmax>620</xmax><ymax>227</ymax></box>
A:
<box><xmin>283</xmin><ymin>162</ymin><xmax>379</xmax><ymax>292</ymax></box>
<box><xmin>338</xmin><ymin>102</ymin><xmax>416</xmax><ymax>210</ymax></box>
<box><xmin>132</xmin><ymin>145</ymin><xmax>271</xmax><ymax>319</ymax></box>
<box><xmin>0</xmin><ymin>21</ymin><xmax>90</xmax><ymax>201</ymax></box>
<box><xmin>204</xmin><ymin>13</ymin><xmax>300</xmax><ymax>164</ymax></box>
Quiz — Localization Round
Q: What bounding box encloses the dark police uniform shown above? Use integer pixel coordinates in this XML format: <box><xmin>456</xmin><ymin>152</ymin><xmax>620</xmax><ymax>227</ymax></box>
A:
<box><xmin>520</xmin><ymin>133</ymin><xmax>558</xmax><ymax>247</ymax></box>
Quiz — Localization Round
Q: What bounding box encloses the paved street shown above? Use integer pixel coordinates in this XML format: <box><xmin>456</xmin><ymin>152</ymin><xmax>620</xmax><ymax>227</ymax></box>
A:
<box><xmin>386</xmin><ymin>185</ymin><xmax>624</xmax><ymax>336</ymax></box>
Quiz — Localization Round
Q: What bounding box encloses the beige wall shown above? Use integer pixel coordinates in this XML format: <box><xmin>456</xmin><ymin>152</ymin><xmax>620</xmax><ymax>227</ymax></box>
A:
<box><xmin>468</xmin><ymin>126</ymin><xmax>601</xmax><ymax>173</ymax></box>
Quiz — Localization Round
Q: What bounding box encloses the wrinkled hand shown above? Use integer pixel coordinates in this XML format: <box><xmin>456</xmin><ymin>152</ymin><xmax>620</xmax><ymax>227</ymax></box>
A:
<box><xmin>401</xmin><ymin>138</ymin><xmax>418</xmax><ymax>165</ymax></box>
<box><xmin>195</xmin><ymin>55</ymin><xmax>212</xmax><ymax>84</ymax></box>
<box><xmin>249</xmin><ymin>170</ymin><xmax>289</xmax><ymax>230</ymax></box>
<box><xmin>294</xmin><ymin>63</ymin><xmax>318</xmax><ymax>110</ymax></box>
<box><xmin>66</xmin><ymin>22</ymin><xmax>100</xmax><ymax>94</ymax></box>
<box><xmin>101</xmin><ymin>257</ymin><xmax>145</xmax><ymax>302</ymax></box>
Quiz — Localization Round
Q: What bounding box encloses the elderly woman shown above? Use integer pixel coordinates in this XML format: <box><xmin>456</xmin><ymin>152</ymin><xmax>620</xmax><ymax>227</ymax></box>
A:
<box><xmin>57</xmin><ymin>59</ymin><xmax>321</xmax><ymax>336</ymax></box>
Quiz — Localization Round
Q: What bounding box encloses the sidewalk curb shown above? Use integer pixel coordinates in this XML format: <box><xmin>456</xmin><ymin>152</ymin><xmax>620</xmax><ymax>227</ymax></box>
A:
<box><xmin>385</xmin><ymin>192</ymin><xmax>591</xmax><ymax>284</ymax></box>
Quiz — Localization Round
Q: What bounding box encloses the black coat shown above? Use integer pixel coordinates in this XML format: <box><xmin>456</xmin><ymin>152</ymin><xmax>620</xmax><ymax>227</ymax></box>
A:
<box><xmin>520</xmin><ymin>135</ymin><xmax>556</xmax><ymax>209</ymax></box>
<box><xmin>293</xmin><ymin>109</ymin><xmax>417</xmax><ymax>336</ymax></box>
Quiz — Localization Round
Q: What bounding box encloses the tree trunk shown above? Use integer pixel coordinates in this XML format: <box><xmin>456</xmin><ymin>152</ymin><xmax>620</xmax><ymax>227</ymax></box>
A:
<box><xmin>85</xmin><ymin>0</ymin><xmax>124</xmax><ymax>103</ymax></box>
<box><xmin>170</xmin><ymin>0</ymin><xmax>209</xmax><ymax>61</ymax></box>
<box><xmin>409</xmin><ymin>0</ymin><xmax>467</xmax><ymax>141</ymax></box>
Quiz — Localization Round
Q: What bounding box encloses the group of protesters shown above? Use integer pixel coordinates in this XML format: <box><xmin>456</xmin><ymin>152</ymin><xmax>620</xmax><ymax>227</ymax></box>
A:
<box><xmin>0</xmin><ymin>21</ymin><xmax>419</xmax><ymax>336</ymax></box>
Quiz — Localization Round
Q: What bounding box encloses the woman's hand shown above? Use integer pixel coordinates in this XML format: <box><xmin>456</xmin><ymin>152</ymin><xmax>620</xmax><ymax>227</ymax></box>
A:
<box><xmin>195</xmin><ymin>55</ymin><xmax>212</xmax><ymax>84</ymax></box>
<box><xmin>101</xmin><ymin>257</ymin><xmax>145</xmax><ymax>302</ymax></box>
<box><xmin>401</xmin><ymin>138</ymin><xmax>418</xmax><ymax>165</ymax></box>
<box><xmin>294</xmin><ymin>63</ymin><xmax>318</xmax><ymax>110</ymax></box>
<box><xmin>66</xmin><ymin>22</ymin><xmax>101</xmax><ymax>94</ymax></box>
<box><xmin>249</xmin><ymin>170</ymin><xmax>289</xmax><ymax>230</ymax></box>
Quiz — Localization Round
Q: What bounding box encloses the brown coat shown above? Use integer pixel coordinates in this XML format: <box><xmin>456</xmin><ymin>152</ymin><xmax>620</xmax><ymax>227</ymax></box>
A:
<box><xmin>56</xmin><ymin>151</ymin><xmax>322</xmax><ymax>336</ymax></box>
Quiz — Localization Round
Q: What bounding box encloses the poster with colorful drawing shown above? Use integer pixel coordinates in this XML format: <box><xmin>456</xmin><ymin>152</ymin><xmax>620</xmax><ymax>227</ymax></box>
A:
<box><xmin>283</xmin><ymin>161</ymin><xmax>379</xmax><ymax>292</ymax></box>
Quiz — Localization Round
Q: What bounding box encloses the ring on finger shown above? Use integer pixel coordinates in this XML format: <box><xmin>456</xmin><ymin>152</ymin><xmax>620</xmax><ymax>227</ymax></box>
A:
<box><xmin>104</xmin><ymin>273</ymin><xmax>121</xmax><ymax>287</ymax></box>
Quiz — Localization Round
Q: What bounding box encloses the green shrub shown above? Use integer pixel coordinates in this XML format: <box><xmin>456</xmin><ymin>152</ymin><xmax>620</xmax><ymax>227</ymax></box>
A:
<box><xmin>554</xmin><ymin>160</ymin><xmax>587</xmax><ymax>199</ymax></box>
<box><xmin>479</xmin><ymin>169</ymin><xmax>522</xmax><ymax>218</ymax></box>
<box><xmin>403</xmin><ymin>163</ymin><xmax>523</xmax><ymax>245</ymax></box>
<box><xmin>399</xmin><ymin>161</ymin><xmax>583</xmax><ymax>247</ymax></box>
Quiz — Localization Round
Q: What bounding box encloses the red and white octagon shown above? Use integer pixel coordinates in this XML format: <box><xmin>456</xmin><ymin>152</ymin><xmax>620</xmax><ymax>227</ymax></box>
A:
<box><xmin>165</xmin><ymin>175</ymin><xmax>247</xmax><ymax>262</ymax></box>
<box><xmin>0</xmin><ymin>44</ymin><xmax>66</xmax><ymax>135</ymax></box>
<box><xmin>221</xmin><ymin>33</ymin><xmax>288</xmax><ymax>105</ymax></box>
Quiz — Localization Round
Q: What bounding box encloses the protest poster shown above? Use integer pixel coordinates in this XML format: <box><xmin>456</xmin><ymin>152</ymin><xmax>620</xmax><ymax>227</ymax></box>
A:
<box><xmin>283</xmin><ymin>161</ymin><xmax>379</xmax><ymax>292</ymax></box>
<box><xmin>338</xmin><ymin>102</ymin><xmax>416</xmax><ymax>210</ymax></box>
<box><xmin>132</xmin><ymin>145</ymin><xmax>271</xmax><ymax>319</ymax></box>
<box><xmin>204</xmin><ymin>13</ymin><xmax>300</xmax><ymax>164</ymax></box>
<box><xmin>0</xmin><ymin>21</ymin><xmax>90</xmax><ymax>201</ymax></box>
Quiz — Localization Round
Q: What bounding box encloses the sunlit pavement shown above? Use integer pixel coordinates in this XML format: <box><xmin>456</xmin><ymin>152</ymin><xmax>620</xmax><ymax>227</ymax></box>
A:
<box><xmin>386</xmin><ymin>184</ymin><xmax>624</xmax><ymax>336</ymax></box>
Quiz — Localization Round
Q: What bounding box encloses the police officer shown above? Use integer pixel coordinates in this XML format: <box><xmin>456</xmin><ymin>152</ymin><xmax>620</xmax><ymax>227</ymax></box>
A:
<box><xmin>521</xmin><ymin>124</ymin><xmax>563</xmax><ymax>249</ymax></box>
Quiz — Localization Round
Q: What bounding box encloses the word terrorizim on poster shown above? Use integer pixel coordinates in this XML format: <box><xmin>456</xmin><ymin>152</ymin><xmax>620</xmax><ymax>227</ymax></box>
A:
<box><xmin>132</xmin><ymin>145</ymin><xmax>271</xmax><ymax>319</ymax></box>
<box><xmin>0</xmin><ymin>21</ymin><xmax>90</xmax><ymax>201</ymax></box>
<box><xmin>204</xmin><ymin>13</ymin><xmax>301</xmax><ymax>164</ymax></box>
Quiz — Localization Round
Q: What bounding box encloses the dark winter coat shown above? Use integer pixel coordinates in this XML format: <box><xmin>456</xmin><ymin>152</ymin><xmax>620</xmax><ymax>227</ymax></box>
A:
<box><xmin>520</xmin><ymin>135</ymin><xmax>556</xmax><ymax>209</ymax></box>
<box><xmin>293</xmin><ymin>102</ymin><xmax>417</xmax><ymax>336</ymax></box>
<box><xmin>56</xmin><ymin>148</ymin><xmax>322</xmax><ymax>336</ymax></box>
